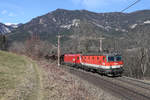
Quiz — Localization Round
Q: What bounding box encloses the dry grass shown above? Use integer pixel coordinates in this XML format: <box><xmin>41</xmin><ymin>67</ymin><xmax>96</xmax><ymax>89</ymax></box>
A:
<box><xmin>38</xmin><ymin>60</ymin><xmax>120</xmax><ymax>100</ymax></box>
<box><xmin>0</xmin><ymin>51</ymin><xmax>42</xmax><ymax>100</ymax></box>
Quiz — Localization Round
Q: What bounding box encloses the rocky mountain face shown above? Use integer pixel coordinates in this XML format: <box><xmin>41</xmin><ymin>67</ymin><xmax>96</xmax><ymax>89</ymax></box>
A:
<box><xmin>7</xmin><ymin>9</ymin><xmax>150</xmax><ymax>52</ymax></box>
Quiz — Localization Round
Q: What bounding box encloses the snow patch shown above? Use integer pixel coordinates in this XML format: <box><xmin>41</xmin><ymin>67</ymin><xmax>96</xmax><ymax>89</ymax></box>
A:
<box><xmin>39</xmin><ymin>19</ymin><xmax>44</xmax><ymax>24</ymax></box>
<box><xmin>11</xmin><ymin>25</ymin><xmax>18</xmax><ymax>28</ymax></box>
<box><xmin>5</xmin><ymin>23</ymin><xmax>19</xmax><ymax>28</ymax></box>
<box><xmin>60</xmin><ymin>19</ymin><xmax>80</xmax><ymax>29</ymax></box>
<box><xmin>1</xmin><ymin>26</ymin><xmax>11</xmax><ymax>33</ymax></box>
<box><xmin>5</xmin><ymin>23</ymin><xmax>17</xmax><ymax>26</ymax></box>
<box><xmin>72</xmin><ymin>19</ymin><xmax>80</xmax><ymax>27</ymax></box>
<box><xmin>92</xmin><ymin>22</ymin><xmax>104</xmax><ymax>29</ymax></box>
<box><xmin>115</xmin><ymin>28</ymin><xmax>119</xmax><ymax>31</ymax></box>
<box><xmin>144</xmin><ymin>20</ymin><xmax>150</xmax><ymax>24</ymax></box>
<box><xmin>105</xmin><ymin>26</ymin><xmax>112</xmax><ymax>30</ymax></box>
<box><xmin>5</xmin><ymin>27</ymin><xmax>11</xmax><ymax>33</ymax></box>
<box><xmin>130</xmin><ymin>24</ymin><xmax>137</xmax><ymax>29</ymax></box>
<box><xmin>121</xmin><ymin>29</ymin><xmax>127</xmax><ymax>32</ymax></box>
<box><xmin>92</xmin><ymin>22</ymin><xmax>113</xmax><ymax>31</ymax></box>
<box><xmin>60</xmin><ymin>24</ymin><xmax>72</xmax><ymax>29</ymax></box>
<box><xmin>52</xmin><ymin>17</ymin><xmax>56</xmax><ymax>22</ymax></box>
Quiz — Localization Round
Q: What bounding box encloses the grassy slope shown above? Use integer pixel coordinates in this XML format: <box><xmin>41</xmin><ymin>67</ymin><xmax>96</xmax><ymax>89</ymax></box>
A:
<box><xmin>0</xmin><ymin>51</ymin><xmax>43</xmax><ymax>100</ymax></box>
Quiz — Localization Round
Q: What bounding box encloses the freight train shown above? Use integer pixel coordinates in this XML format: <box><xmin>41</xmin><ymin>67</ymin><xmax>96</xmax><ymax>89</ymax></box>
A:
<box><xmin>61</xmin><ymin>53</ymin><xmax>124</xmax><ymax>76</ymax></box>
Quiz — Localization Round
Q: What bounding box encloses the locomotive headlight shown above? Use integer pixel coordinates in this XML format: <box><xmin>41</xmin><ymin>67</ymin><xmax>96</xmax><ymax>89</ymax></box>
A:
<box><xmin>102</xmin><ymin>62</ymin><xmax>105</xmax><ymax>65</ymax></box>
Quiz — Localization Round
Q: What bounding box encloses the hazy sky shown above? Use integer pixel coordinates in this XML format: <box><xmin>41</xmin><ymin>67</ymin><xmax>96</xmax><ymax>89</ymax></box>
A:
<box><xmin>0</xmin><ymin>0</ymin><xmax>149</xmax><ymax>24</ymax></box>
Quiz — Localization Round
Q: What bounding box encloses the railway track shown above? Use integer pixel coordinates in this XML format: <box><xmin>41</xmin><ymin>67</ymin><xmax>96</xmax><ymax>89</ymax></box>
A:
<box><xmin>122</xmin><ymin>76</ymin><xmax>150</xmax><ymax>87</ymax></box>
<box><xmin>116</xmin><ymin>76</ymin><xmax>150</xmax><ymax>92</ymax></box>
<box><xmin>63</xmin><ymin>65</ymin><xmax>150</xmax><ymax>100</ymax></box>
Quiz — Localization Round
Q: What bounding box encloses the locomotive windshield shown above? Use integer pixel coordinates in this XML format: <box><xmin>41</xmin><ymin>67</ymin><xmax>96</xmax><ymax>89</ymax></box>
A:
<box><xmin>107</xmin><ymin>56</ymin><xmax>122</xmax><ymax>62</ymax></box>
<box><xmin>108</xmin><ymin>56</ymin><xmax>115</xmax><ymax>62</ymax></box>
<box><xmin>116</xmin><ymin>56</ymin><xmax>122</xmax><ymax>61</ymax></box>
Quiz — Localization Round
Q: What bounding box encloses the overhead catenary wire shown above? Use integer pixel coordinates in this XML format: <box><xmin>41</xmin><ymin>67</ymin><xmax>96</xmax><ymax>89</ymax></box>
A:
<box><xmin>121</xmin><ymin>0</ymin><xmax>141</xmax><ymax>12</ymax></box>
<box><xmin>114</xmin><ymin>0</ymin><xmax>141</xmax><ymax>51</ymax></box>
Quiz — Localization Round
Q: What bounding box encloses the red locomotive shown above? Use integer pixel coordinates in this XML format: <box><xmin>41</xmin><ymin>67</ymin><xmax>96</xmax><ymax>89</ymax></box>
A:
<box><xmin>62</xmin><ymin>53</ymin><xmax>124</xmax><ymax>76</ymax></box>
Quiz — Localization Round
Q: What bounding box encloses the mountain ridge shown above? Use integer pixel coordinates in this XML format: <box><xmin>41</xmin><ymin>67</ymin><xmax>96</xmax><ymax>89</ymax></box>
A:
<box><xmin>7</xmin><ymin>9</ymin><xmax>150</xmax><ymax>52</ymax></box>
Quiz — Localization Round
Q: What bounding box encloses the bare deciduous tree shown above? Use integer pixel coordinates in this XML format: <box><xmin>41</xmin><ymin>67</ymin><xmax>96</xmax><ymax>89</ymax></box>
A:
<box><xmin>139</xmin><ymin>48</ymin><xmax>149</xmax><ymax>79</ymax></box>
<box><xmin>9</xmin><ymin>33</ymin><xmax>54</xmax><ymax>59</ymax></box>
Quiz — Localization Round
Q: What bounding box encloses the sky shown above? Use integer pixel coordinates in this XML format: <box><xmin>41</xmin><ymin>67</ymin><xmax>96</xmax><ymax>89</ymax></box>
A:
<box><xmin>0</xmin><ymin>0</ymin><xmax>149</xmax><ymax>24</ymax></box>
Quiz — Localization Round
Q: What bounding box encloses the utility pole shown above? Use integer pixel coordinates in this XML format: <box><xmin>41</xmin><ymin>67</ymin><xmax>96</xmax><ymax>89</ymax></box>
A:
<box><xmin>99</xmin><ymin>37</ymin><xmax>105</xmax><ymax>52</ymax></box>
<box><xmin>86</xmin><ymin>37</ymin><xmax>105</xmax><ymax>52</ymax></box>
<box><xmin>57</xmin><ymin>34</ymin><xmax>61</xmax><ymax>67</ymax></box>
<box><xmin>114</xmin><ymin>39</ymin><xmax>117</xmax><ymax>51</ymax></box>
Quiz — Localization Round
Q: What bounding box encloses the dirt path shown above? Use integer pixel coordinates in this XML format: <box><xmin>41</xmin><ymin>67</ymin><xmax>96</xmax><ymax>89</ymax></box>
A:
<box><xmin>28</xmin><ymin>60</ymin><xmax>44</xmax><ymax>100</ymax></box>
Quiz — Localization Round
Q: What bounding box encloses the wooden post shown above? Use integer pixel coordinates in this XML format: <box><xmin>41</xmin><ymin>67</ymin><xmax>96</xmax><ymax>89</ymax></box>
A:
<box><xmin>57</xmin><ymin>35</ymin><xmax>61</xmax><ymax>66</ymax></box>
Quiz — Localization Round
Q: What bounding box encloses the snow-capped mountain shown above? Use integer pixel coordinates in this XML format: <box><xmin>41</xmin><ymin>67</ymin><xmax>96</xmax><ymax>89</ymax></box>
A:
<box><xmin>5</xmin><ymin>23</ymin><xmax>19</xmax><ymax>28</ymax></box>
<box><xmin>0</xmin><ymin>23</ymin><xmax>11</xmax><ymax>34</ymax></box>
<box><xmin>0</xmin><ymin>23</ymin><xmax>22</xmax><ymax>34</ymax></box>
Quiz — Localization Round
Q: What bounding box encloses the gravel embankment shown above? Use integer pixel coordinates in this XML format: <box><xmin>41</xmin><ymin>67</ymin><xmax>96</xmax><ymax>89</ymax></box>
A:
<box><xmin>38</xmin><ymin>60</ymin><xmax>120</xmax><ymax>100</ymax></box>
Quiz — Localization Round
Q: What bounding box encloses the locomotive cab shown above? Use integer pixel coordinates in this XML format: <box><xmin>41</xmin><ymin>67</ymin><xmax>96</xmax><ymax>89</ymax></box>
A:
<box><xmin>105</xmin><ymin>54</ymin><xmax>124</xmax><ymax>76</ymax></box>
<box><xmin>107</xmin><ymin>55</ymin><xmax>122</xmax><ymax>62</ymax></box>
<box><xmin>106</xmin><ymin>55</ymin><xmax>123</xmax><ymax>76</ymax></box>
